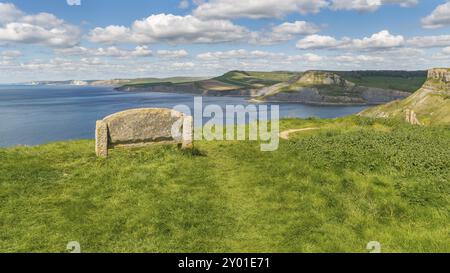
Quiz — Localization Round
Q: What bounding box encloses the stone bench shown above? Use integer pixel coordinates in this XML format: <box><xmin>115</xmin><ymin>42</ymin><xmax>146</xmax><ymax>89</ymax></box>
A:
<box><xmin>95</xmin><ymin>108</ymin><xmax>193</xmax><ymax>157</ymax></box>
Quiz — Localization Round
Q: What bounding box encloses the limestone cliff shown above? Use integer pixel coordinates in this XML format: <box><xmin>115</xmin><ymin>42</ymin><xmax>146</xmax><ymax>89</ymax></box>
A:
<box><xmin>257</xmin><ymin>71</ymin><xmax>411</xmax><ymax>105</ymax></box>
<box><xmin>359</xmin><ymin>68</ymin><xmax>450</xmax><ymax>125</ymax></box>
<box><xmin>428</xmin><ymin>68</ymin><xmax>450</xmax><ymax>83</ymax></box>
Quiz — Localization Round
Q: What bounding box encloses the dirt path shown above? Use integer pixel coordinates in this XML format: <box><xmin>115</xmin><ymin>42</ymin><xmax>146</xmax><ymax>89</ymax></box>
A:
<box><xmin>279</xmin><ymin>128</ymin><xmax>320</xmax><ymax>140</ymax></box>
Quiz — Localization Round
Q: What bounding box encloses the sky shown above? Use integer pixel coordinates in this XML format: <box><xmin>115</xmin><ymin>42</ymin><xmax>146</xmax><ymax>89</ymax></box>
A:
<box><xmin>0</xmin><ymin>0</ymin><xmax>449</xmax><ymax>83</ymax></box>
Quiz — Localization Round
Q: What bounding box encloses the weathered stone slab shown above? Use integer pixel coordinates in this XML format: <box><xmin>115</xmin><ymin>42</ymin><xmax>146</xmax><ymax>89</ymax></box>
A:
<box><xmin>95</xmin><ymin>120</ymin><xmax>108</xmax><ymax>157</ymax></box>
<box><xmin>182</xmin><ymin>115</ymin><xmax>193</xmax><ymax>149</ymax></box>
<box><xmin>95</xmin><ymin>108</ymin><xmax>193</xmax><ymax>157</ymax></box>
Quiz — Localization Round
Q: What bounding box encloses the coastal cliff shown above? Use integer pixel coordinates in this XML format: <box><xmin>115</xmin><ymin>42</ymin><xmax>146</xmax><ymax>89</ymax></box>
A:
<box><xmin>114</xmin><ymin>70</ymin><xmax>425</xmax><ymax>106</ymax></box>
<box><xmin>359</xmin><ymin>68</ymin><xmax>450</xmax><ymax>125</ymax></box>
<box><xmin>428</xmin><ymin>68</ymin><xmax>450</xmax><ymax>83</ymax></box>
<box><xmin>255</xmin><ymin>71</ymin><xmax>412</xmax><ymax>105</ymax></box>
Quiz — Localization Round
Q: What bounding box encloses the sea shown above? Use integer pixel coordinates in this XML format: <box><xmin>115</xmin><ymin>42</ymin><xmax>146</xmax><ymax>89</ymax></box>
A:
<box><xmin>0</xmin><ymin>85</ymin><xmax>368</xmax><ymax>147</ymax></box>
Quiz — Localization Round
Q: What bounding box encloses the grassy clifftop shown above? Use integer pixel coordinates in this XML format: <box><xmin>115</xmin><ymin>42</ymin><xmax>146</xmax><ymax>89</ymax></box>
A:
<box><xmin>213</xmin><ymin>70</ymin><xmax>298</xmax><ymax>88</ymax></box>
<box><xmin>1</xmin><ymin>117</ymin><xmax>449</xmax><ymax>252</ymax></box>
<box><xmin>336</xmin><ymin>71</ymin><xmax>427</xmax><ymax>92</ymax></box>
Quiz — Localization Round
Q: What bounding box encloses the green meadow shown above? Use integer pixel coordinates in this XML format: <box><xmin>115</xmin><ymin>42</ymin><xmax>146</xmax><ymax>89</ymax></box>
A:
<box><xmin>0</xmin><ymin>117</ymin><xmax>449</xmax><ymax>253</ymax></box>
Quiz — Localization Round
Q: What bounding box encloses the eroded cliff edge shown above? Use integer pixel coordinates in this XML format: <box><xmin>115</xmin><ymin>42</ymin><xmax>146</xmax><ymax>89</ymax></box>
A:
<box><xmin>255</xmin><ymin>71</ymin><xmax>412</xmax><ymax>105</ymax></box>
<box><xmin>359</xmin><ymin>68</ymin><xmax>450</xmax><ymax>125</ymax></box>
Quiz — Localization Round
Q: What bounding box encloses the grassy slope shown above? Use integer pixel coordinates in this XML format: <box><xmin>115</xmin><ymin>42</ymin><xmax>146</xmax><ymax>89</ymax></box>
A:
<box><xmin>214</xmin><ymin>71</ymin><xmax>298</xmax><ymax>87</ymax></box>
<box><xmin>336</xmin><ymin>71</ymin><xmax>427</xmax><ymax>92</ymax></box>
<box><xmin>119</xmin><ymin>71</ymin><xmax>299</xmax><ymax>91</ymax></box>
<box><xmin>0</xmin><ymin>117</ymin><xmax>449</xmax><ymax>253</ymax></box>
<box><xmin>341</xmin><ymin>76</ymin><xmax>426</xmax><ymax>92</ymax></box>
<box><xmin>127</xmin><ymin>77</ymin><xmax>208</xmax><ymax>84</ymax></box>
<box><xmin>118</xmin><ymin>77</ymin><xmax>208</xmax><ymax>89</ymax></box>
<box><xmin>360</xmin><ymin>79</ymin><xmax>450</xmax><ymax>125</ymax></box>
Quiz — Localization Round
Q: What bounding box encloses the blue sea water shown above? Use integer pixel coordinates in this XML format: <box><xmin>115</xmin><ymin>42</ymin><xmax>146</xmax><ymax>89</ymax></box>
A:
<box><xmin>0</xmin><ymin>85</ymin><xmax>368</xmax><ymax>147</ymax></box>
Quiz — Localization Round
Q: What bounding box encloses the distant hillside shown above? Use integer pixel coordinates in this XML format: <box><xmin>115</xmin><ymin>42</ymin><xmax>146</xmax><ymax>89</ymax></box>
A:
<box><xmin>113</xmin><ymin>77</ymin><xmax>208</xmax><ymax>88</ymax></box>
<box><xmin>255</xmin><ymin>71</ymin><xmax>415</xmax><ymax>105</ymax></box>
<box><xmin>27</xmin><ymin>77</ymin><xmax>208</xmax><ymax>87</ymax></box>
<box><xmin>335</xmin><ymin>70</ymin><xmax>427</xmax><ymax>92</ymax></box>
<box><xmin>116</xmin><ymin>70</ymin><xmax>299</xmax><ymax>96</ymax></box>
<box><xmin>213</xmin><ymin>70</ymin><xmax>298</xmax><ymax>88</ymax></box>
<box><xmin>359</xmin><ymin>68</ymin><xmax>450</xmax><ymax>126</ymax></box>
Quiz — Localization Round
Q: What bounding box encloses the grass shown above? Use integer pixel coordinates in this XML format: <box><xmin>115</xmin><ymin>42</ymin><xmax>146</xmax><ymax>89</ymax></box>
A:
<box><xmin>0</xmin><ymin>117</ymin><xmax>449</xmax><ymax>253</ymax></box>
<box><xmin>213</xmin><ymin>71</ymin><xmax>298</xmax><ymax>88</ymax></box>
<box><xmin>118</xmin><ymin>71</ymin><xmax>298</xmax><ymax>91</ymax></box>
<box><xmin>338</xmin><ymin>74</ymin><xmax>426</xmax><ymax>92</ymax></box>
<box><xmin>118</xmin><ymin>77</ymin><xmax>208</xmax><ymax>89</ymax></box>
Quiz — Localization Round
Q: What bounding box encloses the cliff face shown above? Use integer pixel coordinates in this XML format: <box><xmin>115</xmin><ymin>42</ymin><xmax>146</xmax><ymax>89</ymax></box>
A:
<box><xmin>257</xmin><ymin>71</ymin><xmax>410</xmax><ymax>105</ymax></box>
<box><xmin>427</xmin><ymin>68</ymin><xmax>450</xmax><ymax>83</ymax></box>
<box><xmin>359</xmin><ymin>68</ymin><xmax>450</xmax><ymax>125</ymax></box>
<box><xmin>296</xmin><ymin>71</ymin><xmax>355</xmax><ymax>88</ymax></box>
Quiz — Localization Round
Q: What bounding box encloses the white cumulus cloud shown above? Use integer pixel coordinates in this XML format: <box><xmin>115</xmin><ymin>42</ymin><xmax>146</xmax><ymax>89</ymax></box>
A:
<box><xmin>192</xmin><ymin>0</ymin><xmax>418</xmax><ymax>19</ymax></box>
<box><xmin>422</xmin><ymin>1</ymin><xmax>450</xmax><ymax>29</ymax></box>
<box><xmin>349</xmin><ymin>30</ymin><xmax>404</xmax><ymax>49</ymax></box>
<box><xmin>406</xmin><ymin>35</ymin><xmax>450</xmax><ymax>48</ymax></box>
<box><xmin>193</xmin><ymin>0</ymin><xmax>328</xmax><ymax>19</ymax></box>
<box><xmin>272</xmin><ymin>21</ymin><xmax>320</xmax><ymax>35</ymax></box>
<box><xmin>89</xmin><ymin>13</ymin><xmax>250</xmax><ymax>45</ymax></box>
<box><xmin>296</xmin><ymin>30</ymin><xmax>404</xmax><ymax>50</ymax></box>
<box><xmin>296</xmin><ymin>35</ymin><xmax>339</xmax><ymax>49</ymax></box>
<box><xmin>0</xmin><ymin>3</ymin><xmax>81</xmax><ymax>48</ymax></box>
<box><xmin>252</xmin><ymin>21</ymin><xmax>321</xmax><ymax>44</ymax></box>
<box><xmin>330</xmin><ymin>0</ymin><xmax>418</xmax><ymax>12</ymax></box>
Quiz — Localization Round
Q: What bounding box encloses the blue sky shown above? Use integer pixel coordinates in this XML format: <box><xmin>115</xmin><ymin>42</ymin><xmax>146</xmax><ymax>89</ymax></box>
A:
<box><xmin>0</xmin><ymin>0</ymin><xmax>449</xmax><ymax>83</ymax></box>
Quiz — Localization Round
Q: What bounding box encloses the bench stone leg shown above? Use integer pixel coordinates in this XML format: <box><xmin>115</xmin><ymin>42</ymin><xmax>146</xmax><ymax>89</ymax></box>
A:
<box><xmin>182</xmin><ymin>116</ymin><xmax>193</xmax><ymax>149</ymax></box>
<box><xmin>95</xmin><ymin>120</ymin><xmax>108</xmax><ymax>157</ymax></box>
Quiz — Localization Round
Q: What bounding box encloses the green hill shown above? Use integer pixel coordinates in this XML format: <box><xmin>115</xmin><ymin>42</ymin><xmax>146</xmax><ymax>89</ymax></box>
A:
<box><xmin>116</xmin><ymin>70</ymin><xmax>299</xmax><ymax>94</ymax></box>
<box><xmin>116</xmin><ymin>70</ymin><xmax>301</xmax><ymax>93</ymax></box>
<box><xmin>1</xmin><ymin>117</ymin><xmax>449</xmax><ymax>252</ymax></box>
<box><xmin>114</xmin><ymin>77</ymin><xmax>208</xmax><ymax>89</ymax></box>
<box><xmin>213</xmin><ymin>70</ymin><xmax>298</xmax><ymax>88</ymax></box>
<box><xmin>360</xmin><ymin>68</ymin><xmax>450</xmax><ymax>125</ymax></box>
